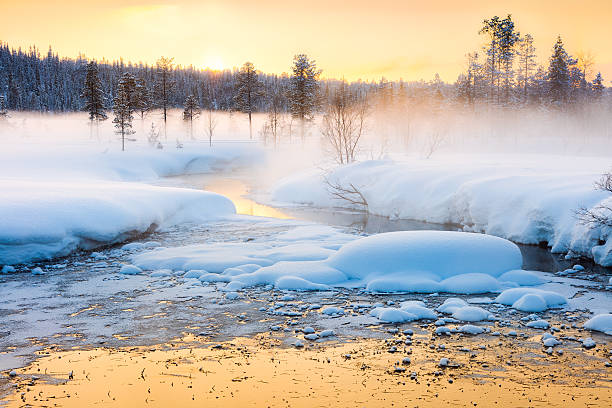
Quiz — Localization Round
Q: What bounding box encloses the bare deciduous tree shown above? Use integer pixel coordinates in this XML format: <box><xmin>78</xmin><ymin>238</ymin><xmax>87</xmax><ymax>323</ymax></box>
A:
<box><xmin>205</xmin><ymin>109</ymin><xmax>218</xmax><ymax>147</ymax></box>
<box><xmin>576</xmin><ymin>172</ymin><xmax>612</xmax><ymax>227</ymax></box>
<box><xmin>323</xmin><ymin>174</ymin><xmax>368</xmax><ymax>211</ymax></box>
<box><xmin>321</xmin><ymin>82</ymin><xmax>368</xmax><ymax>164</ymax></box>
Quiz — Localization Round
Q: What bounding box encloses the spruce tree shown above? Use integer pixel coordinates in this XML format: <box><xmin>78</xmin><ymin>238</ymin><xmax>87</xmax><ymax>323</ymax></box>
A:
<box><xmin>289</xmin><ymin>54</ymin><xmax>321</xmax><ymax>122</ymax></box>
<box><xmin>183</xmin><ymin>94</ymin><xmax>200</xmax><ymax>139</ymax></box>
<box><xmin>592</xmin><ymin>72</ymin><xmax>605</xmax><ymax>99</ymax></box>
<box><xmin>113</xmin><ymin>73</ymin><xmax>136</xmax><ymax>151</ymax></box>
<box><xmin>234</xmin><ymin>62</ymin><xmax>263</xmax><ymax>139</ymax></box>
<box><xmin>547</xmin><ymin>36</ymin><xmax>572</xmax><ymax>105</ymax></box>
<box><xmin>81</xmin><ymin>61</ymin><xmax>107</xmax><ymax>122</ymax></box>
<box><xmin>133</xmin><ymin>77</ymin><xmax>151</xmax><ymax>119</ymax></box>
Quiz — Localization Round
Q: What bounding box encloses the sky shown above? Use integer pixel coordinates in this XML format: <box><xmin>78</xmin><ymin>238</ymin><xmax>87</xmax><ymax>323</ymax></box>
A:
<box><xmin>2</xmin><ymin>0</ymin><xmax>612</xmax><ymax>82</ymax></box>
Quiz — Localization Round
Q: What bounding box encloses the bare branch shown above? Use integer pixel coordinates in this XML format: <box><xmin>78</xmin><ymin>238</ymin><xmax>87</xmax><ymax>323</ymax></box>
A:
<box><xmin>323</xmin><ymin>175</ymin><xmax>368</xmax><ymax>211</ymax></box>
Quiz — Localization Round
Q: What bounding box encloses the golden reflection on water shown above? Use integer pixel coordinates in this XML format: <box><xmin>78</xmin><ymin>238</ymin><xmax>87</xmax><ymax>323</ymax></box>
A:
<box><xmin>204</xmin><ymin>178</ymin><xmax>293</xmax><ymax>219</ymax></box>
<box><xmin>3</xmin><ymin>336</ymin><xmax>610</xmax><ymax>407</ymax></box>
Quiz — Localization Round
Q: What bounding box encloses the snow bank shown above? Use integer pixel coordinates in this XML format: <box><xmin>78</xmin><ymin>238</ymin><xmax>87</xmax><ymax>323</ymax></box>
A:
<box><xmin>271</xmin><ymin>157</ymin><xmax>612</xmax><ymax>265</ymax></box>
<box><xmin>0</xmin><ymin>180</ymin><xmax>235</xmax><ymax>264</ymax></box>
<box><xmin>0</xmin><ymin>142</ymin><xmax>262</xmax><ymax>264</ymax></box>
<box><xmin>133</xmin><ymin>229</ymin><xmax>537</xmax><ymax>295</ymax></box>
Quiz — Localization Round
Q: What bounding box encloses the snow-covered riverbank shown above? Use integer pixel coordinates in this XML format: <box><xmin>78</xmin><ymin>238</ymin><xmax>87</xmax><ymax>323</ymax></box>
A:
<box><xmin>272</xmin><ymin>156</ymin><xmax>612</xmax><ymax>266</ymax></box>
<box><xmin>0</xmin><ymin>141</ymin><xmax>264</xmax><ymax>264</ymax></box>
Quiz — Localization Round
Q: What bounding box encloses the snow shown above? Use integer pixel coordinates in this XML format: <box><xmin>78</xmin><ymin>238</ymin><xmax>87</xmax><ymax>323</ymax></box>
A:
<box><xmin>498</xmin><ymin>270</ymin><xmax>547</xmax><ymax>286</ymax></box>
<box><xmin>458</xmin><ymin>324</ymin><xmax>485</xmax><ymax>335</ymax></box>
<box><xmin>526</xmin><ymin>320</ymin><xmax>550</xmax><ymax>329</ymax></box>
<box><xmin>583</xmin><ymin>314</ymin><xmax>612</xmax><ymax>335</ymax></box>
<box><xmin>119</xmin><ymin>264</ymin><xmax>143</xmax><ymax>275</ymax></box>
<box><xmin>495</xmin><ymin>288</ymin><xmax>567</xmax><ymax>312</ymax></box>
<box><xmin>370</xmin><ymin>301</ymin><xmax>437</xmax><ymax>323</ymax></box>
<box><xmin>1</xmin><ymin>142</ymin><xmax>262</xmax><ymax>265</ymax></box>
<box><xmin>271</xmin><ymin>157</ymin><xmax>612</xmax><ymax>265</ymax></box>
<box><xmin>451</xmin><ymin>306</ymin><xmax>493</xmax><ymax>322</ymax></box>
<box><xmin>133</xmin><ymin>230</ymin><xmax>529</xmax><ymax>295</ymax></box>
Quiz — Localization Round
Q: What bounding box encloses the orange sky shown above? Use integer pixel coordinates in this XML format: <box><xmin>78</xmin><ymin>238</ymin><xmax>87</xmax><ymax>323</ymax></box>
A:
<box><xmin>2</xmin><ymin>0</ymin><xmax>612</xmax><ymax>82</ymax></box>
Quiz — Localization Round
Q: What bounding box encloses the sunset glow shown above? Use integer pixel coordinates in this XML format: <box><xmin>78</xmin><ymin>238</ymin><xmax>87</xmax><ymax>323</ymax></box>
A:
<box><xmin>3</xmin><ymin>0</ymin><xmax>612</xmax><ymax>81</ymax></box>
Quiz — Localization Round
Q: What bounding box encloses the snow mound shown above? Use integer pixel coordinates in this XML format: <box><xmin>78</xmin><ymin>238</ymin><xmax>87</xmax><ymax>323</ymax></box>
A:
<box><xmin>498</xmin><ymin>270</ymin><xmax>547</xmax><ymax>286</ymax></box>
<box><xmin>495</xmin><ymin>288</ymin><xmax>567</xmax><ymax>312</ymax></box>
<box><xmin>370</xmin><ymin>301</ymin><xmax>437</xmax><ymax>323</ymax></box>
<box><xmin>458</xmin><ymin>324</ymin><xmax>485</xmax><ymax>335</ymax></box>
<box><xmin>119</xmin><ymin>264</ymin><xmax>143</xmax><ymax>275</ymax></box>
<box><xmin>327</xmin><ymin>231</ymin><xmax>522</xmax><ymax>280</ymax></box>
<box><xmin>584</xmin><ymin>314</ymin><xmax>612</xmax><ymax>335</ymax></box>
<box><xmin>451</xmin><ymin>306</ymin><xmax>493</xmax><ymax>322</ymax></box>
<box><xmin>133</xmin><ymin>230</ymin><xmax>528</xmax><ymax>295</ymax></box>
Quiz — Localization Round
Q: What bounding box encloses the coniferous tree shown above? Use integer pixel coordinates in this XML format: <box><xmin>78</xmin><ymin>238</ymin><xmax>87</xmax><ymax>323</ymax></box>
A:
<box><xmin>480</xmin><ymin>16</ymin><xmax>502</xmax><ymax>104</ymax></box>
<box><xmin>516</xmin><ymin>34</ymin><xmax>537</xmax><ymax>103</ymax></box>
<box><xmin>234</xmin><ymin>62</ymin><xmax>263</xmax><ymax>139</ymax></box>
<box><xmin>289</xmin><ymin>54</ymin><xmax>321</xmax><ymax>123</ymax></box>
<box><xmin>133</xmin><ymin>77</ymin><xmax>151</xmax><ymax>119</ymax></box>
<box><xmin>547</xmin><ymin>36</ymin><xmax>572</xmax><ymax>105</ymax></box>
<box><xmin>154</xmin><ymin>56</ymin><xmax>175</xmax><ymax>125</ymax></box>
<box><xmin>81</xmin><ymin>61</ymin><xmax>107</xmax><ymax>122</ymax></box>
<box><xmin>113</xmin><ymin>73</ymin><xmax>135</xmax><ymax>151</ymax></box>
<box><xmin>592</xmin><ymin>72</ymin><xmax>605</xmax><ymax>99</ymax></box>
<box><xmin>0</xmin><ymin>95</ymin><xmax>7</xmax><ymax>117</ymax></box>
<box><xmin>183</xmin><ymin>94</ymin><xmax>200</xmax><ymax>139</ymax></box>
<box><xmin>497</xmin><ymin>15</ymin><xmax>519</xmax><ymax>104</ymax></box>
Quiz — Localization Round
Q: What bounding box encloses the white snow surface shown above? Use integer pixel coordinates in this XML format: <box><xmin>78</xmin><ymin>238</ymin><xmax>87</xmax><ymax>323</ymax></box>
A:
<box><xmin>1</xmin><ymin>142</ymin><xmax>262</xmax><ymax>264</ymax></box>
<box><xmin>133</xmin><ymin>229</ymin><xmax>533</xmax><ymax>295</ymax></box>
<box><xmin>271</xmin><ymin>158</ymin><xmax>612</xmax><ymax>265</ymax></box>
<box><xmin>583</xmin><ymin>314</ymin><xmax>612</xmax><ymax>335</ymax></box>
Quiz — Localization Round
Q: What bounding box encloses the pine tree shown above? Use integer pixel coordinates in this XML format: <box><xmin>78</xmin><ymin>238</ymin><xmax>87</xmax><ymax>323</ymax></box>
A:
<box><xmin>183</xmin><ymin>94</ymin><xmax>200</xmax><ymax>139</ymax></box>
<box><xmin>133</xmin><ymin>77</ymin><xmax>151</xmax><ymax>118</ymax></box>
<box><xmin>498</xmin><ymin>15</ymin><xmax>519</xmax><ymax>104</ymax></box>
<box><xmin>547</xmin><ymin>36</ymin><xmax>572</xmax><ymax>105</ymax></box>
<box><xmin>289</xmin><ymin>54</ymin><xmax>321</xmax><ymax>122</ymax></box>
<box><xmin>113</xmin><ymin>73</ymin><xmax>136</xmax><ymax>151</ymax></box>
<box><xmin>592</xmin><ymin>72</ymin><xmax>605</xmax><ymax>99</ymax></box>
<box><xmin>81</xmin><ymin>61</ymin><xmax>107</xmax><ymax>122</ymax></box>
<box><xmin>154</xmin><ymin>56</ymin><xmax>175</xmax><ymax>125</ymax></box>
<box><xmin>234</xmin><ymin>62</ymin><xmax>263</xmax><ymax>139</ymax></box>
<box><xmin>480</xmin><ymin>16</ymin><xmax>502</xmax><ymax>104</ymax></box>
<box><xmin>516</xmin><ymin>34</ymin><xmax>537</xmax><ymax>103</ymax></box>
<box><xmin>480</xmin><ymin>15</ymin><xmax>518</xmax><ymax>105</ymax></box>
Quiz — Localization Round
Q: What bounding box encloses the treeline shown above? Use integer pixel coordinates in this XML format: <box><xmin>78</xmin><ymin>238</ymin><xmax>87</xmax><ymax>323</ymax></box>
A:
<box><xmin>0</xmin><ymin>14</ymin><xmax>610</xmax><ymax>117</ymax></box>
<box><xmin>455</xmin><ymin>15</ymin><xmax>607</xmax><ymax>108</ymax></box>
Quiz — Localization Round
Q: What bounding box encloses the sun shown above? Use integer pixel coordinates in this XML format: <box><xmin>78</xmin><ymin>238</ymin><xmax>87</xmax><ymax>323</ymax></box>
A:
<box><xmin>203</xmin><ymin>56</ymin><xmax>225</xmax><ymax>71</ymax></box>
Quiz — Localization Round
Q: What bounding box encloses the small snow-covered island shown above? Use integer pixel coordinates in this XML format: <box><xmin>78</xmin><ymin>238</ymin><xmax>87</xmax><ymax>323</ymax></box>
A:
<box><xmin>1</xmin><ymin>2</ymin><xmax>611</xmax><ymax>407</ymax></box>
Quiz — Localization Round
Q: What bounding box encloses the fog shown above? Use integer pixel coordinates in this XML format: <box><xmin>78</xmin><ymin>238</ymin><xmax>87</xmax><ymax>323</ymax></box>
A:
<box><xmin>1</xmin><ymin>104</ymin><xmax>611</xmax><ymax>186</ymax></box>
